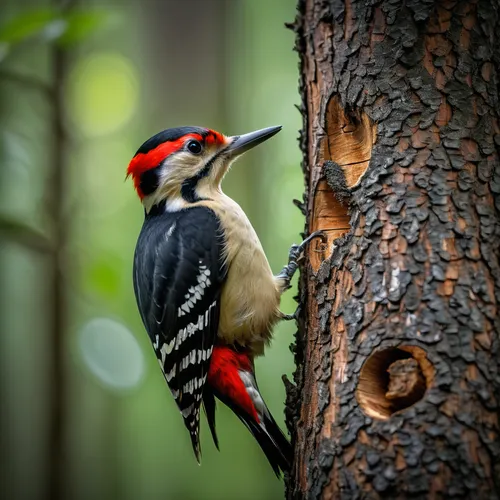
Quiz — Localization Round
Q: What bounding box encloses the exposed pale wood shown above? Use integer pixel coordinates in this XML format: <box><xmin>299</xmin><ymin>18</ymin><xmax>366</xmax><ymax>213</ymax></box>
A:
<box><xmin>310</xmin><ymin>180</ymin><xmax>349</xmax><ymax>272</ymax></box>
<box><xmin>323</xmin><ymin>96</ymin><xmax>376</xmax><ymax>188</ymax></box>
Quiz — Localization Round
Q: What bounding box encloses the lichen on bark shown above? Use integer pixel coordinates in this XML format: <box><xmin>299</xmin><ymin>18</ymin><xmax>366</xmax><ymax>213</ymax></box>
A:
<box><xmin>286</xmin><ymin>0</ymin><xmax>500</xmax><ymax>498</ymax></box>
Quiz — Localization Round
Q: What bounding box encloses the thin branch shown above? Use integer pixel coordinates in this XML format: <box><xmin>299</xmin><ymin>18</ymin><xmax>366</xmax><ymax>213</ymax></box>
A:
<box><xmin>0</xmin><ymin>216</ymin><xmax>53</xmax><ymax>253</ymax></box>
<box><xmin>0</xmin><ymin>70</ymin><xmax>53</xmax><ymax>97</ymax></box>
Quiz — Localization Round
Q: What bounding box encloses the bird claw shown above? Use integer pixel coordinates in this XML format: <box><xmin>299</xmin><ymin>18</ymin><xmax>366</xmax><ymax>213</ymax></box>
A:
<box><xmin>281</xmin><ymin>309</ymin><xmax>299</xmax><ymax>321</ymax></box>
<box><xmin>287</xmin><ymin>230</ymin><xmax>326</xmax><ymax>265</ymax></box>
<box><xmin>300</xmin><ymin>229</ymin><xmax>326</xmax><ymax>252</ymax></box>
<box><xmin>278</xmin><ymin>231</ymin><xmax>326</xmax><ymax>286</ymax></box>
<box><xmin>287</xmin><ymin>244</ymin><xmax>302</xmax><ymax>264</ymax></box>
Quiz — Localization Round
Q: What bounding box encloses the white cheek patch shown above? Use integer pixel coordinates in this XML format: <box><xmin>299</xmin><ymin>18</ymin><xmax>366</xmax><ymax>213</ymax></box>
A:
<box><xmin>142</xmin><ymin>147</ymin><xmax>216</xmax><ymax>212</ymax></box>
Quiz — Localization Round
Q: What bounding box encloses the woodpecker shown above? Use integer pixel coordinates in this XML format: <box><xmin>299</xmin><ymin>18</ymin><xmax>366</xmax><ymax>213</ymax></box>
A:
<box><xmin>128</xmin><ymin>125</ymin><xmax>320</xmax><ymax>476</ymax></box>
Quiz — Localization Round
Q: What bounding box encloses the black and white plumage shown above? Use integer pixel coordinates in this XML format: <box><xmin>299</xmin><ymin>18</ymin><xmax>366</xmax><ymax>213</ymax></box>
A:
<box><xmin>133</xmin><ymin>203</ymin><xmax>227</xmax><ymax>458</ymax></box>
<box><xmin>127</xmin><ymin>125</ymin><xmax>321</xmax><ymax>475</ymax></box>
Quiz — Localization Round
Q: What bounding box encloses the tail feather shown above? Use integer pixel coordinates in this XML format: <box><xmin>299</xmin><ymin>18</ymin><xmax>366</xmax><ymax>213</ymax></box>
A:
<box><xmin>242</xmin><ymin>411</ymin><xmax>292</xmax><ymax>476</ymax></box>
<box><xmin>212</xmin><ymin>388</ymin><xmax>292</xmax><ymax>476</ymax></box>
<box><xmin>262</xmin><ymin>412</ymin><xmax>292</xmax><ymax>473</ymax></box>
<box><xmin>206</xmin><ymin>345</ymin><xmax>292</xmax><ymax>476</ymax></box>
<box><xmin>189</xmin><ymin>430</ymin><xmax>201</xmax><ymax>464</ymax></box>
<box><xmin>185</xmin><ymin>415</ymin><xmax>202</xmax><ymax>464</ymax></box>
<box><xmin>203</xmin><ymin>390</ymin><xmax>219</xmax><ymax>450</ymax></box>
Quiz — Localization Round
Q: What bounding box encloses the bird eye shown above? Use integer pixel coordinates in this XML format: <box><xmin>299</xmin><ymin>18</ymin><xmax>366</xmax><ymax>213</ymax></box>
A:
<box><xmin>187</xmin><ymin>140</ymin><xmax>202</xmax><ymax>155</ymax></box>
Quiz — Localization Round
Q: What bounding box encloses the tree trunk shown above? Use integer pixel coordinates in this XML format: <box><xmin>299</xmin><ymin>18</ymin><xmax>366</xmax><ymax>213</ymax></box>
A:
<box><xmin>47</xmin><ymin>26</ymin><xmax>69</xmax><ymax>500</ymax></box>
<box><xmin>286</xmin><ymin>0</ymin><xmax>500</xmax><ymax>498</ymax></box>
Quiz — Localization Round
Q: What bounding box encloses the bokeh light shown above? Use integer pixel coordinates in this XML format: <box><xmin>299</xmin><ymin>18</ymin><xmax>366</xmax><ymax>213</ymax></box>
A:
<box><xmin>66</xmin><ymin>52</ymin><xmax>138</xmax><ymax>136</ymax></box>
<box><xmin>79</xmin><ymin>317</ymin><xmax>145</xmax><ymax>390</ymax></box>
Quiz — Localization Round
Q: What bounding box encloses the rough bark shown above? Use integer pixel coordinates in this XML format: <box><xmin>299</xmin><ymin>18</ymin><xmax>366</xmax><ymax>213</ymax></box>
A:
<box><xmin>286</xmin><ymin>0</ymin><xmax>500</xmax><ymax>498</ymax></box>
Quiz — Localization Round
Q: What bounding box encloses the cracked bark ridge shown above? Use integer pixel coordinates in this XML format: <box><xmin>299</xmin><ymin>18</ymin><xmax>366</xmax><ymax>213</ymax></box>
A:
<box><xmin>324</xmin><ymin>160</ymin><xmax>351</xmax><ymax>205</ymax></box>
<box><xmin>286</xmin><ymin>0</ymin><xmax>500</xmax><ymax>498</ymax></box>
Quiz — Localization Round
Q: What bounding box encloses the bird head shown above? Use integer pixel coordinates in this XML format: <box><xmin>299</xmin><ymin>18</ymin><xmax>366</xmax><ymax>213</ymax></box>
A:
<box><xmin>127</xmin><ymin>125</ymin><xmax>281</xmax><ymax>211</ymax></box>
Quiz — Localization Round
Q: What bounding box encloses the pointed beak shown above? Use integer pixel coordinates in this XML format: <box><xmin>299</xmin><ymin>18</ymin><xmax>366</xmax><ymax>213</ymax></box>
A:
<box><xmin>225</xmin><ymin>125</ymin><xmax>282</xmax><ymax>159</ymax></box>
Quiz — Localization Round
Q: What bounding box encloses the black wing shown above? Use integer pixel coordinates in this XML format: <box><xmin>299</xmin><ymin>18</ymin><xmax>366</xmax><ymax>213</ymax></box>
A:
<box><xmin>133</xmin><ymin>206</ymin><xmax>226</xmax><ymax>459</ymax></box>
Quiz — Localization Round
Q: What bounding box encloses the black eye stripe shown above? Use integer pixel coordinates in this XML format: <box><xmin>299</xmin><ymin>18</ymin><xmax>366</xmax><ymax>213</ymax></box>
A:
<box><xmin>181</xmin><ymin>149</ymin><xmax>222</xmax><ymax>203</ymax></box>
<box><xmin>139</xmin><ymin>165</ymin><xmax>161</xmax><ymax>196</ymax></box>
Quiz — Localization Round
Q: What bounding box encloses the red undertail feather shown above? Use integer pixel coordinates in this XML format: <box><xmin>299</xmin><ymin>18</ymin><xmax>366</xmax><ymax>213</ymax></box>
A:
<box><xmin>207</xmin><ymin>346</ymin><xmax>292</xmax><ymax>476</ymax></box>
<box><xmin>208</xmin><ymin>346</ymin><xmax>259</xmax><ymax>422</ymax></box>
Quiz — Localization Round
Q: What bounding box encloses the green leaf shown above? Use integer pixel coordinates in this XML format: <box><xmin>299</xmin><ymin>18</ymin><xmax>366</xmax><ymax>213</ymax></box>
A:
<box><xmin>0</xmin><ymin>9</ymin><xmax>56</xmax><ymax>44</ymax></box>
<box><xmin>57</xmin><ymin>10</ymin><xmax>108</xmax><ymax>46</ymax></box>
<box><xmin>0</xmin><ymin>8</ymin><xmax>108</xmax><ymax>48</ymax></box>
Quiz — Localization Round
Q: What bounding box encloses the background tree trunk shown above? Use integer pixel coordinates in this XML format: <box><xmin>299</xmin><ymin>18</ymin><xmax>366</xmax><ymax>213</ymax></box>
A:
<box><xmin>286</xmin><ymin>0</ymin><xmax>500</xmax><ymax>498</ymax></box>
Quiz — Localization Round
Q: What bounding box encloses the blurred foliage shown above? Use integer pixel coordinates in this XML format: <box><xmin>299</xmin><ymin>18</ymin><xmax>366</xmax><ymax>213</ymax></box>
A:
<box><xmin>0</xmin><ymin>9</ymin><xmax>56</xmax><ymax>43</ymax></box>
<box><xmin>66</xmin><ymin>52</ymin><xmax>138</xmax><ymax>135</ymax></box>
<box><xmin>0</xmin><ymin>7</ymin><xmax>108</xmax><ymax>48</ymax></box>
<box><xmin>0</xmin><ymin>1</ymin><xmax>303</xmax><ymax>499</ymax></box>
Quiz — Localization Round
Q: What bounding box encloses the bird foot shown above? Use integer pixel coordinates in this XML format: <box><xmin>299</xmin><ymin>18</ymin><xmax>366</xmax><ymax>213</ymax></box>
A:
<box><xmin>281</xmin><ymin>309</ymin><xmax>300</xmax><ymax>321</ymax></box>
<box><xmin>277</xmin><ymin>230</ymin><xmax>326</xmax><ymax>286</ymax></box>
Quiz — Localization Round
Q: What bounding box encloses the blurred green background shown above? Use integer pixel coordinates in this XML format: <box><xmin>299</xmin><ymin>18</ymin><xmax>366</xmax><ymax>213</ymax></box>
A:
<box><xmin>0</xmin><ymin>1</ymin><xmax>303</xmax><ymax>499</ymax></box>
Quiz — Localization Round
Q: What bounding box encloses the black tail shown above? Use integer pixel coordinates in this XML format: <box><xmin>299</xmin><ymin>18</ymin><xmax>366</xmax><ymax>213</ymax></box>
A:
<box><xmin>184</xmin><ymin>413</ymin><xmax>202</xmax><ymax>464</ymax></box>
<box><xmin>203</xmin><ymin>390</ymin><xmax>219</xmax><ymax>450</ymax></box>
<box><xmin>241</xmin><ymin>409</ymin><xmax>292</xmax><ymax>476</ymax></box>
<box><xmin>209</xmin><ymin>387</ymin><xmax>292</xmax><ymax>477</ymax></box>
